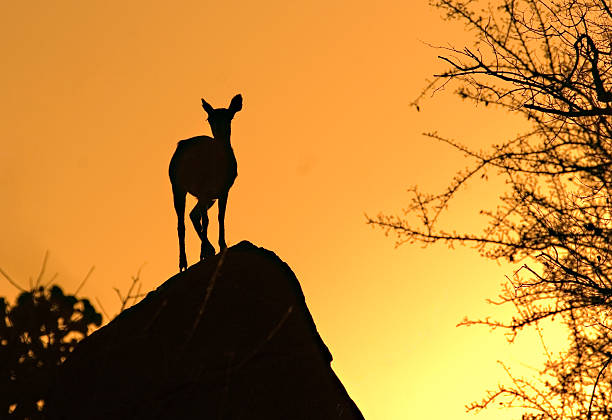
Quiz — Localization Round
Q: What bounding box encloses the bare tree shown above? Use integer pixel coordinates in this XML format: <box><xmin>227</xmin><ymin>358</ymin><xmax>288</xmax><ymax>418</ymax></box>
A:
<box><xmin>369</xmin><ymin>0</ymin><xmax>612</xmax><ymax>418</ymax></box>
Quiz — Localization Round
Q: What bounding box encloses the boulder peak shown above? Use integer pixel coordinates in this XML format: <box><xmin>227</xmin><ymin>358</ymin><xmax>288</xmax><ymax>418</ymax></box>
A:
<box><xmin>48</xmin><ymin>241</ymin><xmax>364</xmax><ymax>419</ymax></box>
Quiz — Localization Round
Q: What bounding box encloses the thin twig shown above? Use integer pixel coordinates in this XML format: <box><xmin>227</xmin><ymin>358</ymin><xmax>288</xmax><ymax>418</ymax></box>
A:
<box><xmin>233</xmin><ymin>306</ymin><xmax>294</xmax><ymax>371</ymax></box>
<box><xmin>34</xmin><ymin>251</ymin><xmax>49</xmax><ymax>288</ymax></box>
<box><xmin>185</xmin><ymin>249</ymin><xmax>228</xmax><ymax>346</ymax></box>
<box><xmin>0</xmin><ymin>267</ymin><xmax>25</xmax><ymax>292</ymax></box>
<box><xmin>43</xmin><ymin>272</ymin><xmax>59</xmax><ymax>288</ymax></box>
<box><xmin>95</xmin><ymin>296</ymin><xmax>111</xmax><ymax>322</ymax></box>
<box><xmin>587</xmin><ymin>355</ymin><xmax>612</xmax><ymax>419</ymax></box>
<box><xmin>74</xmin><ymin>266</ymin><xmax>95</xmax><ymax>296</ymax></box>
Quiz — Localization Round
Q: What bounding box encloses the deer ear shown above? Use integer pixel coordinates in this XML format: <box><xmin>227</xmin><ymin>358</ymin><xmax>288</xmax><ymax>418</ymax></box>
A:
<box><xmin>201</xmin><ymin>98</ymin><xmax>214</xmax><ymax>114</ymax></box>
<box><xmin>229</xmin><ymin>94</ymin><xmax>242</xmax><ymax>114</ymax></box>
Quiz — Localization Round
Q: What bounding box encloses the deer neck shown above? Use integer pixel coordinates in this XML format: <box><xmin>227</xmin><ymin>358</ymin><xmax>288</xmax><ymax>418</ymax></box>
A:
<box><xmin>211</xmin><ymin>125</ymin><xmax>232</xmax><ymax>145</ymax></box>
<box><xmin>214</xmin><ymin>132</ymin><xmax>234</xmax><ymax>152</ymax></box>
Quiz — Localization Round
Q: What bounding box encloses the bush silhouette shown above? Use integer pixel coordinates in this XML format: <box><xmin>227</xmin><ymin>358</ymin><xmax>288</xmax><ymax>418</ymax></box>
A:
<box><xmin>0</xmin><ymin>284</ymin><xmax>102</xmax><ymax>419</ymax></box>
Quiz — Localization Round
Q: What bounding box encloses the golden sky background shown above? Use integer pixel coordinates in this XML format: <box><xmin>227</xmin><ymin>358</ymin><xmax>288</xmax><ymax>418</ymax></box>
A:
<box><xmin>0</xmin><ymin>1</ymin><xmax>561</xmax><ymax>418</ymax></box>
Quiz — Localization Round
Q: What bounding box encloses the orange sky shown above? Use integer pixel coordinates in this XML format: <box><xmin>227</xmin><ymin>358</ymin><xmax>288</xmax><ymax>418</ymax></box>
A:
<box><xmin>1</xmin><ymin>1</ymin><xmax>557</xmax><ymax>418</ymax></box>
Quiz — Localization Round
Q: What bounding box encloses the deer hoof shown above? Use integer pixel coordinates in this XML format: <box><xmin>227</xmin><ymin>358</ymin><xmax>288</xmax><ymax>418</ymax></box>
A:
<box><xmin>201</xmin><ymin>243</ymin><xmax>215</xmax><ymax>259</ymax></box>
<box><xmin>179</xmin><ymin>254</ymin><xmax>187</xmax><ymax>271</ymax></box>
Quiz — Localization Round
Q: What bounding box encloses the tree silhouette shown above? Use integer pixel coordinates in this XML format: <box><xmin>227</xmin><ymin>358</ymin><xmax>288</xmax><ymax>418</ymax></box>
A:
<box><xmin>0</xmin><ymin>283</ymin><xmax>102</xmax><ymax>419</ymax></box>
<box><xmin>369</xmin><ymin>0</ymin><xmax>612</xmax><ymax>418</ymax></box>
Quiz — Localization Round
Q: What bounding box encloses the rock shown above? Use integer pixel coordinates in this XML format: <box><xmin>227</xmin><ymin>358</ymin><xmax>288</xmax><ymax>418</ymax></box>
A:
<box><xmin>47</xmin><ymin>241</ymin><xmax>364</xmax><ymax>419</ymax></box>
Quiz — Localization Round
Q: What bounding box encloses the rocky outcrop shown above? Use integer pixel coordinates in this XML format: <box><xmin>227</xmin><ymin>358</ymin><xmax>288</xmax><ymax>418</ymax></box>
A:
<box><xmin>47</xmin><ymin>241</ymin><xmax>364</xmax><ymax>419</ymax></box>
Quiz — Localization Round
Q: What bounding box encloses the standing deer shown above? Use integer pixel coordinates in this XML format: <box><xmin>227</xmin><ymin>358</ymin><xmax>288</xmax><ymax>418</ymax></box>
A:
<box><xmin>169</xmin><ymin>94</ymin><xmax>242</xmax><ymax>271</ymax></box>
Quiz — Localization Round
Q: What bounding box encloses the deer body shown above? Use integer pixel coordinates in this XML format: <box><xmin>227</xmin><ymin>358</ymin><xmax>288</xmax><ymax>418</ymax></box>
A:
<box><xmin>170</xmin><ymin>136</ymin><xmax>237</xmax><ymax>198</ymax></box>
<box><xmin>169</xmin><ymin>94</ymin><xmax>242</xmax><ymax>271</ymax></box>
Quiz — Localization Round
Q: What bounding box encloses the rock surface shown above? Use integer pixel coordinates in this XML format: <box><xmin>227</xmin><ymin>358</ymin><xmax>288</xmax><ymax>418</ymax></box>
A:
<box><xmin>47</xmin><ymin>241</ymin><xmax>364</xmax><ymax>419</ymax></box>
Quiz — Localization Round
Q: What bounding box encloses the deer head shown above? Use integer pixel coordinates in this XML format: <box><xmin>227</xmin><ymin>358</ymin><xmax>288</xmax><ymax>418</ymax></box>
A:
<box><xmin>201</xmin><ymin>94</ymin><xmax>242</xmax><ymax>141</ymax></box>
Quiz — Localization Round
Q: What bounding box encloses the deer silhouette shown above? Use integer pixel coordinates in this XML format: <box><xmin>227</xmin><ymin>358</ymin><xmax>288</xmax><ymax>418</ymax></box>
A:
<box><xmin>169</xmin><ymin>94</ymin><xmax>242</xmax><ymax>271</ymax></box>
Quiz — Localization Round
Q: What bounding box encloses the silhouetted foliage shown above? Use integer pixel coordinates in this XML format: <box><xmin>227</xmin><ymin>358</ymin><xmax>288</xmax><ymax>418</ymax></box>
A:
<box><xmin>0</xmin><ymin>284</ymin><xmax>102</xmax><ymax>419</ymax></box>
<box><xmin>369</xmin><ymin>0</ymin><xmax>612</xmax><ymax>418</ymax></box>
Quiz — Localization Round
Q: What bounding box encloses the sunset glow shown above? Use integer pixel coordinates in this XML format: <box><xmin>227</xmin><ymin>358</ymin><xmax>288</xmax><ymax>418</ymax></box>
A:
<box><xmin>1</xmin><ymin>1</ymin><xmax>556</xmax><ymax>418</ymax></box>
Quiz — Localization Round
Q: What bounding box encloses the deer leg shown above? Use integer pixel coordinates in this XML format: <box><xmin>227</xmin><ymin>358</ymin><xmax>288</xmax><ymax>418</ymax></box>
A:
<box><xmin>218</xmin><ymin>192</ymin><xmax>228</xmax><ymax>251</ymax></box>
<box><xmin>172</xmin><ymin>185</ymin><xmax>187</xmax><ymax>271</ymax></box>
<box><xmin>198</xmin><ymin>200</ymin><xmax>215</xmax><ymax>259</ymax></box>
<box><xmin>189</xmin><ymin>202</ymin><xmax>203</xmax><ymax>237</ymax></box>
